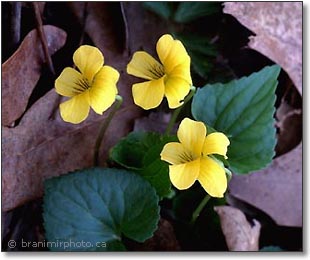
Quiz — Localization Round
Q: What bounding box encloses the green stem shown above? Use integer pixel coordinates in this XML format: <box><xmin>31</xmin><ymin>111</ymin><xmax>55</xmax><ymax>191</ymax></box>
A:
<box><xmin>164</xmin><ymin>86</ymin><xmax>196</xmax><ymax>135</ymax></box>
<box><xmin>93</xmin><ymin>95</ymin><xmax>123</xmax><ymax>166</ymax></box>
<box><xmin>190</xmin><ymin>194</ymin><xmax>211</xmax><ymax>225</ymax></box>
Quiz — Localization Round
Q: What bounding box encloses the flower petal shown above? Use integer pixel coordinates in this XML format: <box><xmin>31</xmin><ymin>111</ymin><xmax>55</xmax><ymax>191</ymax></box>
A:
<box><xmin>55</xmin><ymin>67</ymin><xmax>84</xmax><ymax>97</ymax></box>
<box><xmin>132</xmin><ymin>77</ymin><xmax>165</xmax><ymax>110</ymax></box>
<box><xmin>164</xmin><ymin>76</ymin><xmax>191</xmax><ymax>109</ymax></box>
<box><xmin>156</xmin><ymin>34</ymin><xmax>190</xmax><ymax>74</ymax></box>
<box><xmin>169</xmin><ymin>159</ymin><xmax>200</xmax><ymax>190</ymax></box>
<box><xmin>198</xmin><ymin>157</ymin><xmax>227</xmax><ymax>198</ymax></box>
<box><xmin>73</xmin><ymin>45</ymin><xmax>104</xmax><ymax>83</ymax></box>
<box><xmin>59</xmin><ymin>91</ymin><xmax>90</xmax><ymax>124</ymax></box>
<box><xmin>170</xmin><ymin>61</ymin><xmax>192</xmax><ymax>84</ymax></box>
<box><xmin>177</xmin><ymin>118</ymin><xmax>206</xmax><ymax>157</ymax></box>
<box><xmin>127</xmin><ymin>51</ymin><xmax>164</xmax><ymax>80</ymax></box>
<box><xmin>203</xmin><ymin>133</ymin><xmax>230</xmax><ymax>159</ymax></box>
<box><xmin>89</xmin><ymin>66</ymin><xmax>119</xmax><ymax>114</ymax></box>
<box><xmin>161</xmin><ymin>142</ymin><xmax>192</xmax><ymax>165</ymax></box>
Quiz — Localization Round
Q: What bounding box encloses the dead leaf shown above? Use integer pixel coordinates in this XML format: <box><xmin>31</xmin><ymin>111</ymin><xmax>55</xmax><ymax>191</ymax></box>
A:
<box><xmin>275</xmin><ymin>100</ymin><xmax>302</xmax><ymax>156</ymax></box>
<box><xmin>1</xmin><ymin>25</ymin><xmax>67</xmax><ymax>126</ymax></box>
<box><xmin>69</xmin><ymin>2</ymin><xmax>168</xmax><ymax>58</ymax></box>
<box><xmin>228</xmin><ymin>143</ymin><xmax>302</xmax><ymax>227</ymax></box>
<box><xmin>214</xmin><ymin>206</ymin><xmax>261</xmax><ymax>251</ymax></box>
<box><xmin>223</xmin><ymin>2</ymin><xmax>302</xmax><ymax>94</ymax></box>
<box><xmin>2</xmin><ymin>3</ymin><xmax>170</xmax><ymax>211</ymax></box>
<box><xmin>68</xmin><ymin>2</ymin><xmax>125</xmax><ymax>60</ymax></box>
<box><xmin>134</xmin><ymin>112</ymin><xmax>171</xmax><ymax>133</ymax></box>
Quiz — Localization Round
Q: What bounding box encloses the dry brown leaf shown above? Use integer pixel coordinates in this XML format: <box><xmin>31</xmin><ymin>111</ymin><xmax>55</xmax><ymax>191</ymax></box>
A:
<box><xmin>68</xmin><ymin>2</ymin><xmax>125</xmax><ymax>61</ymax></box>
<box><xmin>275</xmin><ymin>100</ymin><xmax>302</xmax><ymax>156</ymax></box>
<box><xmin>214</xmin><ymin>206</ymin><xmax>261</xmax><ymax>251</ymax></box>
<box><xmin>2</xmin><ymin>3</ymin><xmax>169</xmax><ymax>211</ymax></box>
<box><xmin>1</xmin><ymin>25</ymin><xmax>67</xmax><ymax>126</ymax></box>
<box><xmin>223</xmin><ymin>2</ymin><xmax>302</xmax><ymax>94</ymax></box>
<box><xmin>69</xmin><ymin>2</ymin><xmax>168</xmax><ymax>58</ymax></box>
<box><xmin>134</xmin><ymin>112</ymin><xmax>171</xmax><ymax>133</ymax></box>
<box><xmin>228</xmin><ymin>143</ymin><xmax>302</xmax><ymax>227</ymax></box>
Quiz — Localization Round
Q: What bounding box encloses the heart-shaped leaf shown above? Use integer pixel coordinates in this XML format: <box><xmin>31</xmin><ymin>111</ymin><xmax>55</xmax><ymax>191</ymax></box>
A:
<box><xmin>110</xmin><ymin>132</ymin><xmax>177</xmax><ymax>198</ymax></box>
<box><xmin>43</xmin><ymin>168</ymin><xmax>160</xmax><ymax>251</ymax></box>
<box><xmin>192</xmin><ymin>65</ymin><xmax>281</xmax><ymax>173</ymax></box>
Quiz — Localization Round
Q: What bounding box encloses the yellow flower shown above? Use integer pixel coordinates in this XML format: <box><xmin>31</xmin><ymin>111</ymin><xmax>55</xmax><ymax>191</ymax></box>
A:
<box><xmin>160</xmin><ymin>118</ymin><xmax>230</xmax><ymax>197</ymax></box>
<box><xmin>127</xmin><ymin>34</ymin><xmax>192</xmax><ymax>110</ymax></box>
<box><xmin>55</xmin><ymin>45</ymin><xmax>119</xmax><ymax>124</ymax></box>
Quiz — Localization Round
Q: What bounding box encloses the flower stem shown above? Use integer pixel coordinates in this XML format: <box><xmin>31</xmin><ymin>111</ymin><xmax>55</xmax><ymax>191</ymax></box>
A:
<box><xmin>93</xmin><ymin>95</ymin><xmax>123</xmax><ymax>166</ymax></box>
<box><xmin>190</xmin><ymin>194</ymin><xmax>211</xmax><ymax>225</ymax></box>
<box><xmin>164</xmin><ymin>86</ymin><xmax>196</xmax><ymax>135</ymax></box>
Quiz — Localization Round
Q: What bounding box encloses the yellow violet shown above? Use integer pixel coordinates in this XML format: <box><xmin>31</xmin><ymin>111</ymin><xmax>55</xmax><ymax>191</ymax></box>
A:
<box><xmin>55</xmin><ymin>45</ymin><xmax>119</xmax><ymax>124</ymax></box>
<box><xmin>127</xmin><ymin>34</ymin><xmax>192</xmax><ymax>110</ymax></box>
<box><xmin>160</xmin><ymin>118</ymin><xmax>230</xmax><ymax>198</ymax></box>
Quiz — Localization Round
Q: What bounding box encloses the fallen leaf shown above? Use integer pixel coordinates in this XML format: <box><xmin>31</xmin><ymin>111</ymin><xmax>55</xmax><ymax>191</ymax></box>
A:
<box><xmin>214</xmin><ymin>205</ymin><xmax>261</xmax><ymax>251</ymax></box>
<box><xmin>275</xmin><ymin>100</ymin><xmax>302</xmax><ymax>156</ymax></box>
<box><xmin>68</xmin><ymin>2</ymin><xmax>125</xmax><ymax>60</ymax></box>
<box><xmin>133</xmin><ymin>112</ymin><xmax>171</xmax><ymax>134</ymax></box>
<box><xmin>69</xmin><ymin>2</ymin><xmax>168</xmax><ymax>60</ymax></box>
<box><xmin>228</xmin><ymin>143</ymin><xmax>302</xmax><ymax>227</ymax></box>
<box><xmin>223</xmin><ymin>2</ymin><xmax>302</xmax><ymax>94</ymax></box>
<box><xmin>1</xmin><ymin>25</ymin><xmax>67</xmax><ymax>126</ymax></box>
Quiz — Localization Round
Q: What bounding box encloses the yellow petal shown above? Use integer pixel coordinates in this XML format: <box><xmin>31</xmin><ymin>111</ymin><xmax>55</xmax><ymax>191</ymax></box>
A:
<box><xmin>169</xmin><ymin>159</ymin><xmax>200</xmax><ymax>190</ymax></box>
<box><xmin>161</xmin><ymin>142</ymin><xmax>194</xmax><ymax>165</ymax></box>
<box><xmin>203</xmin><ymin>133</ymin><xmax>230</xmax><ymax>159</ymax></box>
<box><xmin>89</xmin><ymin>66</ymin><xmax>119</xmax><ymax>114</ymax></box>
<box><xmin>127</xmin><ymin>51</ymin><xmax>164</xmax><ymax>80</ymax></box>
<box><xmin>170</xmin><ymin>61</ymin><xmax>192</xmax><ymax>84</ymax></box>
<box><xmin>198</xmin><ymin>157</ymin><xmax>227</xmax><ymax>198</ymax></box>
<box><xmin>164</xmin><ymin>76</ymin><xmax>191</xmax><ymax>109</ymax></box>
<box><xmin>59</xmin><ymin>91</ymin><xmax>90</xmax><ymax>124</ymax></box>
<box><xmin>55</xmin><ymin>67</ymin><xmax>84</xmax><ymax>97</ymax></box>
<box><xmin>156</xmin><ymin>34</ymin><xmax>190</xmax><ymax>74</ymax></box>
<box><xmin>132</xmin><ymin>77</ymin><xmax>165</xmax><ymax>110</ymax></box>
<box><xmin>177</xmin><ymin>118</ymin><xmax>206</xmax><ymax>157</ymax></box>
<box><xmin>73</xmin><ymin>45</ymin><xmax>104</xmax><ymax>83</ymax></box>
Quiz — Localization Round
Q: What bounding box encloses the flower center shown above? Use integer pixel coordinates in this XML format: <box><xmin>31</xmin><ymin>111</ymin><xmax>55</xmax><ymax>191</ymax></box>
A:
<box><xmin>73</xmin><ymin>78</ymin><xmax>91</xmax><ymax>93</ymax></box>
<box><xmin>178</xmin><ymin>150</ymin><xmax>196</xmax><ymax>164</ymax></box>
<box><xmin>149</xmin><ymin>63</ymin><xmax>165</xmax><ymax>79</ymax></box>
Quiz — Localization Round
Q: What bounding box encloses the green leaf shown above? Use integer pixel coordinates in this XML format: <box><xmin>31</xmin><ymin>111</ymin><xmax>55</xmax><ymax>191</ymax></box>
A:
<box><xmin>174</xmin><ymin>2</ymin><xmax>221</xmax><ymax>23</ymax></box>
<box><xmin>43</xmin><ymin>168</ymin><xmax>160</xmax><ymax>251</ymax></box>
<box><xmin>176</xmin><ymin>34</ymin><xmax>217</xmax><ymax>57</ymax></box>
<box><xmin>189</xmin><ymin>51</ymin><xmax>214</xmax><ymax>78</ymax></box>
<box><xmin>143</xmin><ymin>1</ymin><xmax>174</xmax><ymax>20</ymax></box>
<box><xmin>175</xmin><ymin>33</ymin><xmax>217</xmax><ymax>79</ymax></box>
<box><xmin>192</xmin><ymin>65</ymin><xmax>281</xmax><ymax>174</ymax></box>
<box><xmin>109</xmin><ymin>132</ymin><xmax>152</xmax><ymax>169</ymax></box>
<box><xmin>110</xmin><ymin>132</ymin><xmax>177</xmax><ymax>198</ymax></box>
